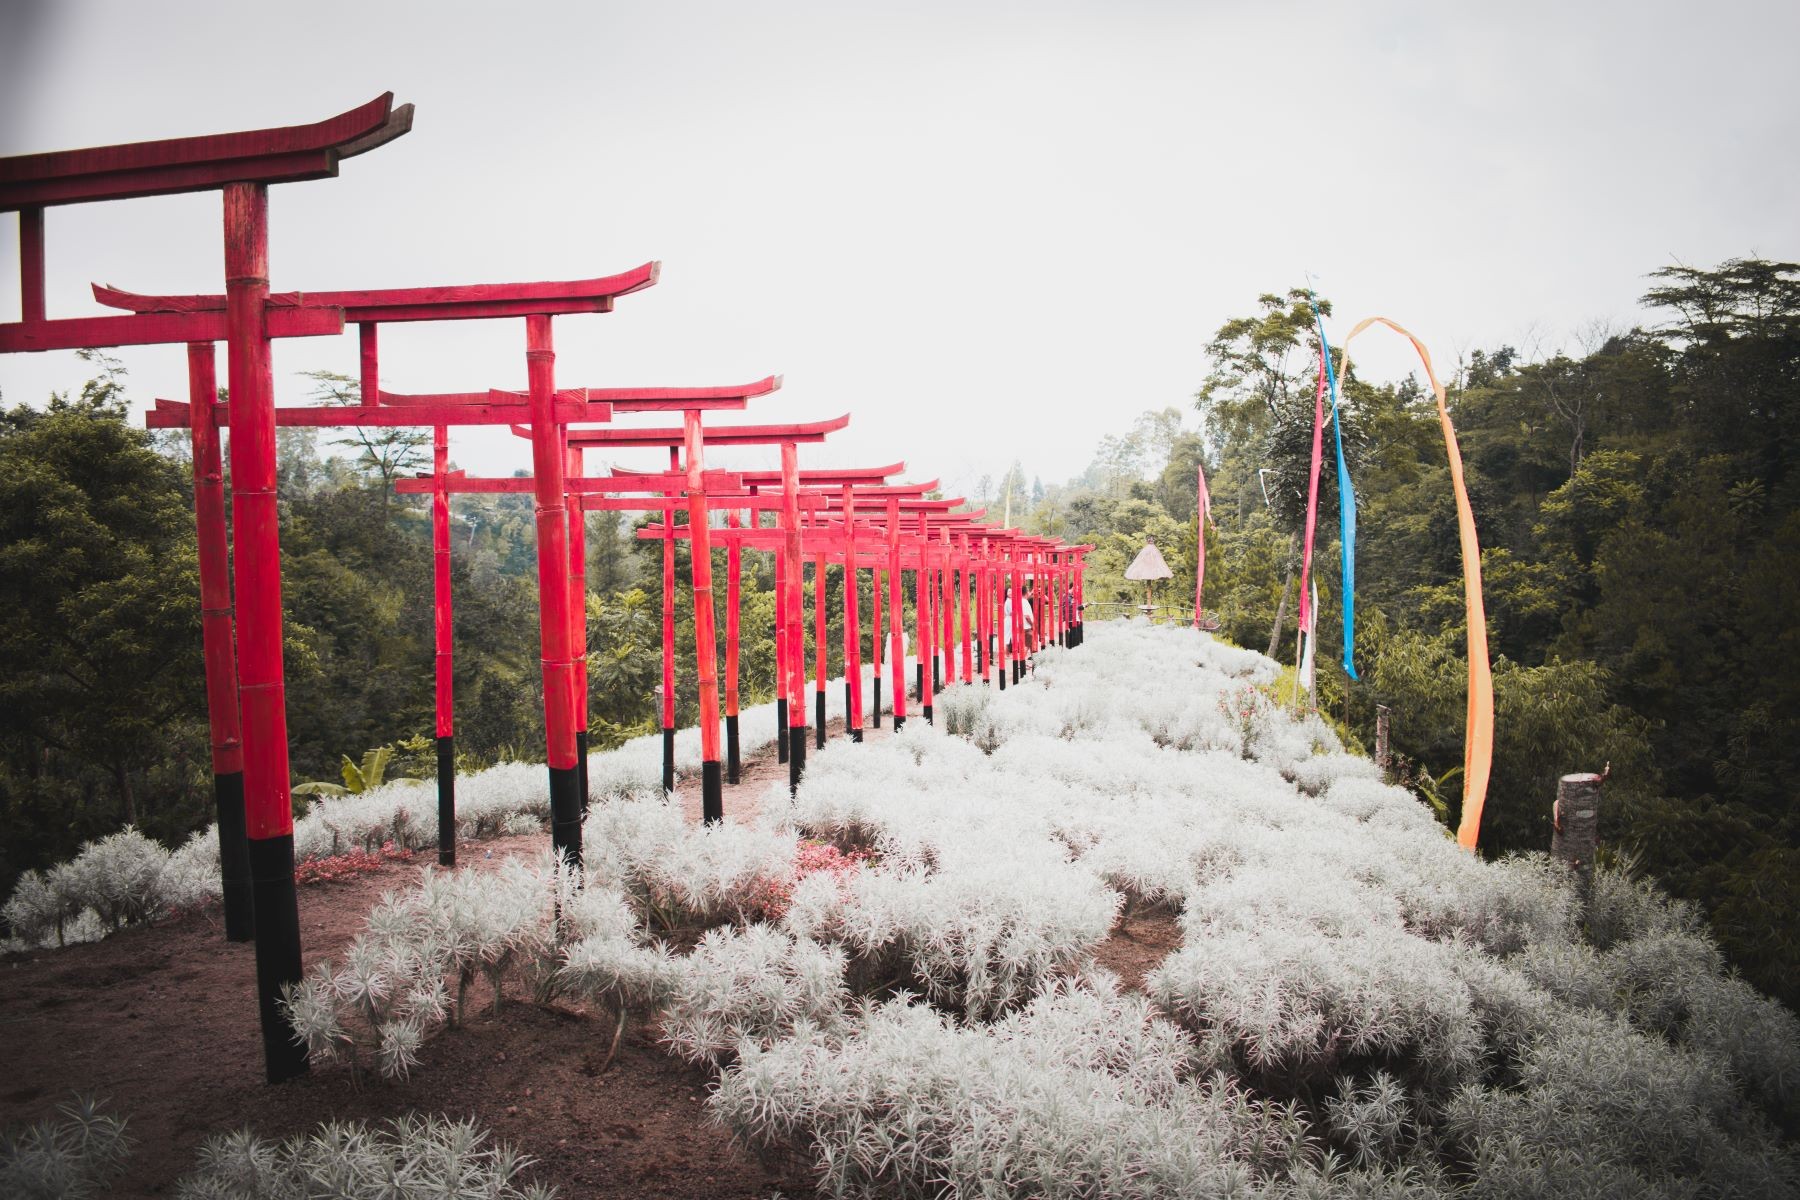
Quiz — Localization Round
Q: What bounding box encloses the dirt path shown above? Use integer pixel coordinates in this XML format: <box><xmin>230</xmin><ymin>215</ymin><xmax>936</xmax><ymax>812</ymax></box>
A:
<box><xmin>0</xmin><ymin>741</ymin><xmax>818</xmax><ymax>1198</ymax></box>
<box><xmin>1</xmin><ymin>712</ymin><xmax>1178</xmax><ymax>1197</ymax></box>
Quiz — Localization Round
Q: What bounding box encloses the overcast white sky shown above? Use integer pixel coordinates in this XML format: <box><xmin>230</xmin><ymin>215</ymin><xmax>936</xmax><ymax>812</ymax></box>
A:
<box><xmin>3</xmin><ymin>1</ymin><xmax>1795</xmax><ymax>496</ymax></box>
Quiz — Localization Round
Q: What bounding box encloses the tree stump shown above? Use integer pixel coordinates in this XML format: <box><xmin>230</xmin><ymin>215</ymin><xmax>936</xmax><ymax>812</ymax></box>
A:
<box><xmin>1552</xmin><ymin>772</ymin><xmax>1602</xmax><ymax>880</ymax></box>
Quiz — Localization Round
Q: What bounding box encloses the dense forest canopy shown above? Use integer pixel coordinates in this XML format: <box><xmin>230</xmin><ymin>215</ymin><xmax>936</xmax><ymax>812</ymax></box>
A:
<box><xmin>1</xmin><ymin>257</ymin><xmax>1795</xmax><ymax>1009</ymax></box>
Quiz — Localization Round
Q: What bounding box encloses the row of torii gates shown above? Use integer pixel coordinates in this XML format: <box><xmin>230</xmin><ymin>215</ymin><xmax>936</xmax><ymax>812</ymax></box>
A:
<box><xmin>1</xmin><ymin>96</ymin><xmax>1089</xmax><ymax>1084</ymax></box>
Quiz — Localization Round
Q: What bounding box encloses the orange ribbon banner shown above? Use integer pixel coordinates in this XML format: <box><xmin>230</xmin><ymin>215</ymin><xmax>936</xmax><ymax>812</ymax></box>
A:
<box><xmin>1340</xmin><ymin>318</ymin><xmax>1494</xmax><ymax>850</ymax></box>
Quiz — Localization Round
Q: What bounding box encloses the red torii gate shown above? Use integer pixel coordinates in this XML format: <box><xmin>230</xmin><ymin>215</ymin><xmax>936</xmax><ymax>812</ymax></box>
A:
<box><xmin>562</xmin><ymin>414</ymin><xmax>860</xmax><ymax>798</ymax></box>
<box><xmin>644</xmin><ymin>493</ymin><xmax>988</xmax><ymax>731</ymax></box>
<box><xmin>135</xmin><ymin>265</ymin><xmax>659</xmax><ymax>899</ymax></box>
<box><xmin>3</xmin><ymin>96</ymin><xmax>420</xmax><ymax>1084</ymax></box>
<box><xmin>360</xmin><ymin>378</ymin><xmax>776</xmax><ymax>853</ymax></box>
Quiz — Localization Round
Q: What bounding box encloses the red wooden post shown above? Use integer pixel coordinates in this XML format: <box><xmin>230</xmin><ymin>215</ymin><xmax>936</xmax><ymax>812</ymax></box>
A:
<box><xmin>567</xmin><ymin>440</ymin><xmax>590</xmax><ymax>814</ymax></box>
<box><xmin>19</xmin><ymin>206</ymin><xmax>46</xmax><ymax>325</ymax></box>
<box><xmin>186</xmin><ymin>342</ymin><xmax>252</xmax><ymax>942</ymax></box>
<box><xmin>774</xmin><ymin>534</ymin><xmax>789</xmax><ymax>765</ymax></box>
<box><xmin>682</xmin><ymin>412</ymin><xmax>724</xmax><ymax>823</ymax></box>
<box><xmin>725</xmin><ymin>509</ymin><xmax>743</xmax><ymax>782</ymax></box>
<box><xmin>661</xmin><ymin>448</ymin><xmax>677</xmax><ymax>793</ymax></box>
<box><xmin>959</xmin><ymin>532</ymin><xmax>974</xmax><ymax>684</ymax></box>
<box><xmin>1012</xmin><ymin>544</ymin><xmax>1028</xmax><ymax>683</ymax></box>
<box><xmin>917</xmin><ymin>513</ymin><xmax>935</xmax><ymax>723</ymax></box>
<box><xmin>813</xmin><ymin>549</ymin><xmax>828</xmax><ymax>748</ymax></box>
<box><xmin>939</xmin><ymin>529</ymin><xmax>954</xmax><ymax>688</ymax></box>
<box><xmin>432</xmin><ymin>425</ymin><xmax>456</xmax><ymax>865</ymax></box>
<box><xmin>223</xmin><ymin>182</ymin><xmax>306</xmax><ymax>1083</ymax></box>
<box><xmin>781</xmin><ymin>443</ymin><xmax>807</xmax><ymax>790</ymax></box>
<box><xmin>842</xmin><ymin>484</ymin><xmax>863</xmax><ymax>741</ymax></box>
<box><xmin>887</xmin><ymin>498</ymin><xmax>907</xmax><ymax>730</ymax></box>
<box><xmin>871</xmin><ymin>560</ymin><xmax>885</xmax><ymax>729</ymax></box>
<box><xmin>524</xmin><ymin>315</ymin><xmax>582</xmax><ymax>868</ymax></box>
<box><xmin>358</xmin><ymin>323</ymin><xmax>379</xmax><ymax>405</ymax></box>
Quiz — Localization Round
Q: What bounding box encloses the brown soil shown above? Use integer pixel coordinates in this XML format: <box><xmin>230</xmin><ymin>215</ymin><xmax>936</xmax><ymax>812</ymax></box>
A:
<box><xmin>1094</xmin><ymin>906</ymin><xmax>1184</xmax><ymax>994</ymax></box>
<box><xmin>0</xmin><ymin>736</ymin><xmax>841</xmax><ymax>1199</ymax></box>
<box><xmin>0</xmin><ymin>710</ymin><xmax>1032</xmax><ymax>1198</ymax></box>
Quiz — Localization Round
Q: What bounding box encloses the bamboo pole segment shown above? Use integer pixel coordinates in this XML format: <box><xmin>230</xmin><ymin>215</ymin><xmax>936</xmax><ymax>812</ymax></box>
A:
<box><xmin>814</xmin><ymin>550</ymin><xmax>828</xmax><ymax>749</ymax></box>
<box><xmin>943</xmin><ymin>528</ymin><xmax>957</xmax><ymax>690</ymax></box>
<box><xmin>887</xmin><ymin>497</ymin><xmax>908</xmax><ymax>731</ymax></box>
<box><xmin>726</xmin><ymin>509</ymin><xmax>743</xmax><ymax>783</ymax></box>
<box><xmin>433</xmin><ymin>425</ymin><xmax>456</xmax><ymax>865</ymax></box>
<box><xmin>524</xmin><ymin>315</ymin><xmax>582</xmax><ymax>871</ymax></box>
<box><xmin>917</xmin><ymin>513</ymin><xmax>935</xmax><ymax>723</ymax></box>
<box><xmin>224</xmin><ymin>182</ymin><xmax>307</xmax><ymax>1084</ymax></box>
<box><xmin>977</xmin><ymin>541</ymin><xmax>990</xmax><ymax>682</ymax></box>
<box><xmin>18</xmin><ymin>207</ymin><xmax>46</xmax><ymax>325</ymax></box>
<box><xmin>871</xmin><ymin>562</ymin><xmax>885</xmax><ymax>729</ymax></box>
<box><xmin>661</xmin><ymin>448</ymin><xmax>678</xmax><ymax>794</ymax></box>
<box><xmin>775</xmin><ymin>535</ymin><xmax>789</xmax><ymax>764</ymax></box>
<box><xmin>186</xmin><ymin>342</ymin><xmax>252</xmax><ymax>942</ymax></box>
<box><xmin>997</xmin><ymin>544</ymin><xmax>1009</xmax><ymax>691</ymax></box>
<box><xmin>843</xmin><ymin>484</ymin><xmax>864</xmax><ymax>741</ymax></box>
<box><xmin>782</xmin><ymin>444</ymin><xmax>808</xmax><ymax>790</ymax></box>
<box><xmin>1011</xmin><ymin>544</ymin><xmax>1027</xmax><ymax>683</ymax></box>
<box><xmin>567</xmin><ymin>440</ymin><xmax>590</xmax><ymax>816</ymax></box>
<box><xmin>682</xmin><ymin>412</ymin><xmax>724</xmax><ymax>823</ymax></box>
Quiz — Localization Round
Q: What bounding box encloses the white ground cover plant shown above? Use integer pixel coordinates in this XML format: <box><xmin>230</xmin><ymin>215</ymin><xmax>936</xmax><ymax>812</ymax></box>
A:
<box><xmin>177</xmin><ymin>1113</ymin><xmax>553</xmax><ymax>1200</ymax></box>
<box><xmin>0</xmin><ymin>1095</ymin><xmax>134</xmax><ymax>1200</ymax></box>
<box><xmin>18</xmin><ymin>622</ymin><xmax>1800</xmax><ymax>1197</ymax></box>
<box><xmin>712</xmin><ymin>621</ymin><xmax>1800</xmax><ymax>1197</ymax></box>
<box><xmin>1</xmin><ymin>661</ymin><xmax>903</xmax><ymax>952</ymax></box>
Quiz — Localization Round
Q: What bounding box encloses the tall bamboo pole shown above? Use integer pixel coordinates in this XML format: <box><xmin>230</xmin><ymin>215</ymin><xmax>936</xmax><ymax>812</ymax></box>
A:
<box><xmin>186</xmin><ymin>342</ymin><xmax>252</xmax><ymax>942</ymax></box>
<box><xmin>813</xmin><ymin>549</ymin><xmax>828</xmax><ymax>749</ymax></box>
<box><xmin>683</xmin><ymin>412</ymin><xmax>723</xmax><ymax>823</ymax></box>
<box><xmin>781</xmin><ymin>444</ymin><xmax>807</xmax><ymax>790</ymax></box>
<box><xmin>917</xmin><ymin>513</ymin><xmax>935</xmax><ymax>723</ymax></box>
<box><xmin>886</xmin><ymin>497</ymin><xmax>908</xmax><ymax>731</ymax></box>
<box><xmin>871</xmin><ymin>561</ymin><xmax>885</xmax><ymax>729</ymax></box>
<box><xmin>525</xmin><ymin>314</ymin><xmax>581</xmax><ymax>870</ymax></box>
<box><xmin>842</xmin><ymin>484</ymin><xmax>863</xmax><ymax>740</ymax></box>
<box><xmin>726</xmin><ymin>509</ymin><xmax>743</xmax><ymax>783</ymax></box>
<box><xmin>224</xmin><ymin>182</ymin><xmax>306</xmax><ymax>1083</ymax></box>
<box><xmin>566</xmin><ymin>441</ymin><xmax>589</xmax><ymax>815</ymax></box>
<box><xmin>433</xmin><ymin>425</ymin><xmax>456</xmax><ymax>865</ymax></box>
<box><xmin>661</xmin><ymin>448</ymin><xmax>677</xmax><ymax>793</ymax></box>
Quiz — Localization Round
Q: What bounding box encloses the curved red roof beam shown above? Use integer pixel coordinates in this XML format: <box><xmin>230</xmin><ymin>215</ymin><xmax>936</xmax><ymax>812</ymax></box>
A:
<box><xmin>556</xmin><ymin>413</ymin><xmax>851</xmax><ymax>448</ymax></box>
<box><xmin>0</xmin><ymin>93</ymin><xmax>412</xmax><ymax>209</ymax></box>
<box><xmin>93</xmin><ymin>262</ymin><xmax>658</xmax><ymax>324</ymax></box>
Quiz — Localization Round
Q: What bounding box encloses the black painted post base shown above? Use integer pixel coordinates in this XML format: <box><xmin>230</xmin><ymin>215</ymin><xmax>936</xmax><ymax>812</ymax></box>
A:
<box><xmin>788</xmin><ymin>726</ymin><xmax>807</xmax><ymax>795</ymax></box>
<box><xmin>576</xmin><ymin>729</ymin><xmax>590</xmax><ymax>818</ymax></box>
<box><xmin>916</xmin><ymin>663</ymin><xmax>924</xmax><ymax>702</ymax></box>
<box><xmin>975</xmin><ymin>640</ymin><xmax>983</xmax><ymax>674</ymax></box>
<box><xmin>662</xmin><ymin>727</ymin><xmax>675</xmax><ymax>795</ymax></box>
<box><xmin>436</xmin><ymin>735</ymin><xmax>456</xmax><ymax>867</ymax></box>
<box><xmin>726</xmin><ymin>714</ymin><xmax>741</xmax><ymax>784</ymax></box>
<box><xmin>844</xmin><ymin>682</ymin><xmax>853</xmax><ymax>734</ymax></box>
<box><xmin>549</xmin><ymin>763</ymin><xmax>583</xmax><ymax>869</ymax></box>
<box><xmin>893</xmin><ymin>715</ymin><xmax>905</xmax><ymax>733</ymax></box>
<box><xmin>999</xmin><ymin>658</ymin><xmax>1007</xmax><ymax>690</ymax></box>
<box><xmin>777</xmin><ymin>700</ymin><xmax>788</xmax><ymax>762</ymax></box>
<box><xmin>248</xmin><ymin>834</ymin><xmax>307</xmax><ymax>1083</ymax></box>
<box><xmin>873</xmin><ymin>677</ymin><xmax>883</xmax><ymax>728</ymax></box>
<box><xmin>934</xmin><ymin>659</ymin><xmax>942</xmax><ymax>691</ymax></box>
<box><xmin>924</xmin><ymin>705</ymin><xmax>933</xmax><ymax>725</ymax></box>
<box><xmin>815</xmin><ymin>691</ymin><xmax>826</xmax><ymax>748</ymax></box>
<box><xmin>701</xmin><ymin>760</ymin><xmax>723</xmax><ymax>825</ymax></box>
<box><xmin>851</xmin><ymin>728</ymin><xmax>863</xmax><ymax>742</ymax></box>
<box><xmin>214</xmin><ymin>770</ymin><xmax>253</xmax><ymax>942</ymax></box>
